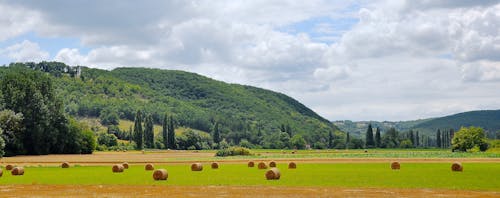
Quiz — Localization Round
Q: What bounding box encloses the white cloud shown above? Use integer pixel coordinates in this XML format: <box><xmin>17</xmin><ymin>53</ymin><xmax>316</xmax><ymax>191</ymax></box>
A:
<box><xmin>1</xmin><ymin>0</ymin><xmax>500</xmax><ymax>121</ymax></box>
<box><xmin>1</xmin><ymin>40</ymin><xmax>49</xmax><ymax>62</ymax></box>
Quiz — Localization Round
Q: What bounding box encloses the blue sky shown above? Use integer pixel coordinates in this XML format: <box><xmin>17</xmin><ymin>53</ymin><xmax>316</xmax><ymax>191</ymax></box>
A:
<box><xmin>0</xmin><ymin>0</ymin><xmax>499</xmax><ymax>121</ymax></box>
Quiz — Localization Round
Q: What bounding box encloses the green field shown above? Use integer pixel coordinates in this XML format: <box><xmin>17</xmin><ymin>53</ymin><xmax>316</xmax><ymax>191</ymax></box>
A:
<box><xmin>1</xmin><ymin>163</ymin><xmax>498</xmax><ymax>190</ymax></box>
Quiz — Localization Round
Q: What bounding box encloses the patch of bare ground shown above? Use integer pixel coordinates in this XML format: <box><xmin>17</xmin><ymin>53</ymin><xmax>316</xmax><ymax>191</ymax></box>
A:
<box><xmin>0</xmin><ymin>185</ymin><xmax>497</xmax><ymax>198</ymax></box>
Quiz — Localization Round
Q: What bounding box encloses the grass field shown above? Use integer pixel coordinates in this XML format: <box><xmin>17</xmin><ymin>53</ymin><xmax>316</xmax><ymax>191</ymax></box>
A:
<box><xmin>0</xmin><ymin>163</ymin><xmax>498</xmax><ymax>190</ymax></box>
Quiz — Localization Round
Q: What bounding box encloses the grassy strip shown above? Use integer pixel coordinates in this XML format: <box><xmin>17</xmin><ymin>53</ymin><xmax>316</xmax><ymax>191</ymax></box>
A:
<box><xmin>0</xmin><ymin>163</ymin><xmax>498</xmax><ymax>190</ymax></box>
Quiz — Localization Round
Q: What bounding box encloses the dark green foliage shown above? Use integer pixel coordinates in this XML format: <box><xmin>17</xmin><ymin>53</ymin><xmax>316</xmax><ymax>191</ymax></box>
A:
<box><xmin>144</xmin><ymin>114</ymin><xmax>154</xmax><ymax>148</ymax></box>
<box><xmin>290</xmin><ymin>134</ymin><xmax>306</xmax><ymax>149</ymax></box>
<box><xmin>133</xmin><ymin>110</ymin><xmax>143</xmax><ymax>150</ymax></box>
<box><xmin>452</xmin><ymin>126</ymin><xmax>489</xmax><ymax>152</ymax></box>
<box><xmin>215</xmin><ymin>146</ymin><xmax>252</xmax><ymax>157</ymax></box>
<box><xmin>212</xmin><ymin>122</ymin><xmax>221</xmax><ymax>146</ymax></box>
<box><xmin>436</xmin><ymin>129</ymin><xmax>442</xmax><ymax>148</ymax></box>
<box><xmin>0</xmin><ymin>110</ymin><xmax>24</xmax><ymax>156</ymax></box>
<box><xmin>365</xmin><ymin>124</ymin><xmax>374</xmax><ymax>148</ymax></box>
<box><xmin>168</xmin><ymin>115</ymin><xmax>175</xmax><ymax>149</ymax></box>
<box><xmin>415</xmin><ymin>131</ymin><xmax>419</xmax><ymax>147</ymax></box>
<box><xmin>175</xmin><ymin>129</ymin><xmax>212</xmax><ymax>150</ymax></box>
<box><xmin>381</xmin><ymin>128</ymin><xmax>399</xmax><ymax>148</ymax></box>
<box><xmin>347</xmin><ymin>137</ymin><xmax>364</xmax><ymax>149</ymax></box>
<box><xmin>0</xmin><ymin>67</ymin><xmax>95</xmax><ymax>155</ymax></box>
<box><xmin>413</xmin><ymin>110</ymin><xmax>500</xmax><ymax>135</ymax></box>
<box><xmin>375</xmin><ymin>127</ymin><xmax>381</xmax><ymax>147</ymax></box>
<box><xmin>162</xmin><ymin>113</ymin><xmax>168</xmax><ymax>149</ymax></box>
<box><xmin>328</xmin><ymin>130</ymin><xmax>333</xmax><ymax>148</ymax></box>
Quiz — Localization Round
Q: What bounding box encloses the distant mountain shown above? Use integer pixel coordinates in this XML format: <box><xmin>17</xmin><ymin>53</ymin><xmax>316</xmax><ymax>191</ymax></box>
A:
<box><xmin>334</xmin><ymin>110</ymin><xmax>500</xmax><ymax>139</ymax></box>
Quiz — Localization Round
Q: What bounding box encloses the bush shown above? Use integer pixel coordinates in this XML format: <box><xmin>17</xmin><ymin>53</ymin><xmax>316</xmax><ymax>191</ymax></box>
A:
<box><xmin>215</xmin><ymin>146</ymin><xmax>252</xmax><ymax>157</ymax></box>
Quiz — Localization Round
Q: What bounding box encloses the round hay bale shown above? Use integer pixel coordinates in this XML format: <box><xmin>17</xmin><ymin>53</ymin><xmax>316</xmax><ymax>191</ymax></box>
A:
<box><xmin>11</xmin><ymin>167</ymin><xmax>24</xmax><ymax>176</ymax></box>
<box><xmin>258</xmin><ymin>162</ymin><xmax>267</xmax><ymax>169</ymax></box>
<box><xmin>112</xmin><ymin>164</ymin><xmax>124</xmax><ymax>173</ymax></box>
<box><xmin>391</xmin><ymin>162</ymin><xmax>400</xmax><ymax>170</ymax></box>
<box><xmin>248</xmin><ymin>161</ymin><xmax>255</xmax><ymax>167</ymax></box>
<box><xmin>145</xmin><ymin>163</ymin><xmax>154</xmax><ymax>171</ymax></box>
<box><xmin>5</xmin><ymin>164</ymin><xmax>14</xmax><ymax>170</ymax></box>
<box><xmin>122</xmin><ymin>162</ymin><xmax>129</xmax><ymax>169</ymax></box>
<box><xmin>61</xmin><ymin>162</ymin><xmax>70</xmax><ymax>168</ymax></box>
<box><xmin>153</xmin><ymin>169</ymin><xmax>168</xmax><ymax>180</ymax></box>
<box><xmin>0</xmin><ymin>168</ymin><xmax>3</xmax><ymax>177</ymax></box>
<box><xmin>191</xmin><ymin>163</ymin><xmax>203</xmax><ymax>171</ymax></box>
<box><xmin>288</xmin><ymin>162</ymin><xmax>297</xmax><ymax>169</ymax></box>
<box><xmin>211</xmin><ymin>162</ymin><xmax>219</xmax><ymax>169</ymax></box>
<box><xmin>269</xmin><ymin>161</ymin><xmax>277</xmax><ymax>167</ymax></box>
<box><xmin>265</xmin><ymin>168</ymin><xmax>281</xmax><ymax>180</ymax></box>
<box><xmin>451</xmin><ymin>162</ymin><xmax>463</xmax><ymax>172</ymax></box>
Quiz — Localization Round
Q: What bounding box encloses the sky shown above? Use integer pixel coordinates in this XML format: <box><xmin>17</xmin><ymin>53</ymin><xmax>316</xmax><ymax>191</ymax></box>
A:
<box><xmin>0</xmin><ymin>0</ymin><xmax>499</xmax><ymax>121</ymax></box>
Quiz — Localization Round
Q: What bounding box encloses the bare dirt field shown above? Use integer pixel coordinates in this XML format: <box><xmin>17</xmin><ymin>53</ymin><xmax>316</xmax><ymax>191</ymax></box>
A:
<box><xmin>1</xmin><ymin>151</ymin><xmax>499</xmax><ymax>166</ymax></box>
<box><xmin>0</xmin><ymin>185</ymin><xmax>498</xmax><ymax>198</ymax></box>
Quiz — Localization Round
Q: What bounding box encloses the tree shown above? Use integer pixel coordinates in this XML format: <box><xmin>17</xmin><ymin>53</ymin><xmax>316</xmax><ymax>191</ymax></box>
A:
<box><xmin>133</xmin><ymin>110</ymin><xmax>143</xmax><ymax>150</ymax></box>
<box><xmin>346</xmin><ymin>132</ymin><xmax>350</xmax><ymax>149</ymax></box>
<box><xmin>375</xmin><ymin>127</ymin><xmax>381</xmax><ymax>148</ymax></box>
<box><xmin>328</xmin><ymin>130</ymin><xmax>333</xmax><ymax>149</ymax></box>
<box><xmin>162</xmin><ymin>113</ymin><xmax>168</xmax><ymax>149</ymax></box>
<box><xmin>415</xmin><ymin>131</ymin><xmax>420</xmax><ymax>147</ymax></box>
<box><xmin>409</xmin><ymin>130</ymin><xmax>414</xmax><ymax>146</ymax></box>
<box><xmin>168</xmin><ymin>115</ymin><xmax>175</xmax><ymax>149</ymax></box>
<box><xmin>0</xmin><ymin>128</ymin><xmax>5</xmax><ymax>157</ymax></box>
<box><xmin>436</xmin><ymin>129</ymin><xmax>442</xmax><ymax>148</ymax></box>
<box><xmin>290</xmin><ymin>134</ymin><xmax>306</xmax><ymax>149</ymax></box>
<box><xmin>0</xmin><ymin>110</ymin><xmax>24</xmax><ymax>156</ymax></box>
<box><xmin>144</xmin><ymin>114</ymin><xmax>154</xmax><ymax>148</ymax></box>
<box><xmin>381</xmin><ymin>128</ymin><xmax>399</xmax><ymax>148</ymax></box>
<box><xmin>99</xmin><ymin>108</ymin><xmax>120</xmax><ymax>126</ymax></box>
<box><xmin>452</xmin><ymin>126</ymin><xmax>489</xmax><ymax>152</ymax></box>
<box><xmin>365</xmin><ymin>124</ymin><xmax>374</xmax><ymax>148</ymax></box>
<box><xmin>213</xmin><ymin>122</ymin><xmax>221</xmax><ymax>147</ymax></box>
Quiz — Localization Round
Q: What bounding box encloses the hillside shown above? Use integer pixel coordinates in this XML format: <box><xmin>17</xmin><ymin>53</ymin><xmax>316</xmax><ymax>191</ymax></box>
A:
<box><xmin>334</xmin><ymin>110</ymin><xmax>500</xmax><ymax>139</ymax></box>
<box><xmin>0</xmin><ymin>62</ymin><xmax>338</xmax><ymax>148</ymax></box>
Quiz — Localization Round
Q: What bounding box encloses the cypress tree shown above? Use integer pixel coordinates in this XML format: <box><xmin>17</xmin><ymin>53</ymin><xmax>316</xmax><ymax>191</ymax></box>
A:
<box><xmin>436</xmin><ymin>129</ymin><xmax>441</xmax><ymax>148</ymax></box>
<box><xmin>168</xmin><ymin>115</ymin><xmax>175</xmax><ymax>149</ymax></box>
<box><xmin>213</xmin><ymin>122</ymin><xmax>221</xmax><ymax>147</ymax></box>
<box><xmin>328</xmin><ymin>130</ymin><xmax>333</xmax><ymax>149</ymax></box>
<box><xmin>144</xmin><ymin>114</ymin><xmax>154</xmax><ymax>148</ymax></box>
<box><xmin>162</xmin><ymin>113</ymin><xmax>168</xmax><ymax>149</ymax></box>
<box><xmin>409</xmin><ymin>130</ymin><xmax>414</xmax><ymax>146</ymax></box>
<box><xmin>365</xmin><ymin>124</ymin><xmax>374</xmax><ymax>148</ymax></box>
<box><xmin>375</xmin><ymin>127</ymin><xmax>381</xmax><ymax>148</ymax></box>
<box><xmin>346</xmin><ymin>132</ymin><xmax>350</xmax><ymax>149</ymax></box>
<box><xmin>133</xmin><ymin>110</ymin><xmax>143</xmax><ymax>150</ymax></box>
<box><xmin>415</xmin><ymin>131</ymin><xmax>419</xmax><ymax>147</ymax></box>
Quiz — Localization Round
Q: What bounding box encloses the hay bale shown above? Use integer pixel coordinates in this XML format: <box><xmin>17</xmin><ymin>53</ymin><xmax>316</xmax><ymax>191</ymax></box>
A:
<box><xmin>265</xmin><ymin>168</ymin><xmax>281</xmax><ymax>180</ymax></box>
<box><xmin>122</xmin><ymin>162</ymin><xmax>129</xmax><ymax>169</ymax></box>
<box><xmin>248</xmin><ymin>161</ymin><xmax>255</xmax><ymax>167</ymax></box>
<box><xmin>112</xmin><ymin>164</ymin><xmax>124</xmax><ymax>173</ymax></box>
<box><xmin>269</xmin><ymin>161</ymin><xmax>277</xmax><ymax>167</ymax></box>
<box><xmin>153</xmin><ymin>169</ymin><xmax>168</xmax><ymax>180</ymax></box>
<box><xmin>11</xmin><ymin>167</ymin><xmax>24</xmax><ymax>175</ymax></box>
<box><xmin>211</xmin><ymin>162</ymin><xmax>219</xmax><ymax>169</ymax></box>
<box><xmin>5</xmin><ymin>164</ymin><xmax>14</xmax><ymax>170</ymax></box>
<box><xmin>258</xmin><ymin>162</ymin><xmax>267</xmax><ymax>169</ymax></box>
<box><xmin>145</xmin><ymin>163</ymin><xmax>154</xmax><ymax>171</ymax></box>
<box><xmin>288</xmin><ymin>162</ymin><xmax>297</xmax><ymax>169</ymax></box>
<box><xmin>451</xmin><ymin>162</ymin><xmax>463</xmax><ymax>172</ymax></box>
<box><xmin>61</xmin><ymin>162</ymin><xmax>70</xmax><ymax>168</ymax></box>
<box><xmin>391</xmin><ymin>162</ymin><xmax>400</xmax><ymax>170</ymax></box>
<box><xmin>191</xmin><ymin>163</ymin><xmax>203</xmax><ymax>171</ymax></box>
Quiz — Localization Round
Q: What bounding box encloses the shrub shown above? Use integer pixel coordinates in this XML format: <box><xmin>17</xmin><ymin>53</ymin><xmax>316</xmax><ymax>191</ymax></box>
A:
<box><xmin>215</xmin><ymin>146</ymin><xmax>252</xmax><ymax>157</ymax></box>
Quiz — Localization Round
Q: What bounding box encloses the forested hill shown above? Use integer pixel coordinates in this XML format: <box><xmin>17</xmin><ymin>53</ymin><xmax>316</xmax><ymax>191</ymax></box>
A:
<box><xmin>411</xmin><ymin>110</ymin><xmax>500</xmax><ymax>136</ymax></box>
<box><xmin>0</xmin><ymin>62</ymin><xmax>338</xmax><ymax>147</ymax></box>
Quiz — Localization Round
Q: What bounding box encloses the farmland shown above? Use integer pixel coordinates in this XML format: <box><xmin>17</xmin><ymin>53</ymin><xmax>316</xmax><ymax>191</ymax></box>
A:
<box><xmin>0</xmin><ymin>149</ymin><xmax>499</xmax><ymax>197</ymax></box>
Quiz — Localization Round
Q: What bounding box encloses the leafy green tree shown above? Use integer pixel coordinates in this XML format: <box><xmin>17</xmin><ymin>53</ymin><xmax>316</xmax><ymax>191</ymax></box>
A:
<box><xmin>99</xmin><ymin>108</ymin><xmax>120</xmax><ymax>126</ymax></box>
<box><xmin>375</xmin><ymin>127</ymin><xmax>381</xmax><ymax>148</ymax></box>
<box><xmin>415</xmin><ymin>131</ymin><xmax>419</xmax><ymax>147</ymax></box>
<box><xmin>452</xmin><ymin>126</ymin><xmax>489</xmax><ymax>152</ymax></box>
<box><xmin>0</xmin><ymin>110</ymin><xmax>24</xmax><ymax>156</ymax></box>
<box><xmin>290</xmin><ymin>134</ymin><xmax>306</xmax><ymax>149</ymax></box>
<box><xmin>162</xmin><ymin>113</ymin><xmax>169</xmax><ymax>149</ymax></box>
<box><xmin>97</xmin><ymin>132</ymin><xmax>118</xmax><ymax>147</ymax></box>
<box><xmin>133</xmin><ymin>110</ymin><xmax>143</xmax><ymax>150</ymax></box>
<box><xmin>381</xmin><ymin>128</ymin><xmax>399</xmax><ymax>148</ymax></box>
<box><xmin>144</xmin><ymin>114</ymin><xmax>154</xmax><ymax>148</ymax></box>
<box><xmin>346</xmin><ymin>132</ymin><xmax>350</xmax><ymax>148</ymax></box>
<box><xmin>328</xmin><ymin>130</ymin><xmax>333</xmax><ymax>148</ymax></box>
<box><xmin>365</xmin><ymin>124</ymin><xmax>374</xmax><ymax>148</ymax></box>
<box><xmin>409</xmin><ymin>130</ymin><xmax>414</xmax><ymax>146</ymax></box>
<box><xmin>400</xmin><ymin>139</ymin><xmax>413</xmax><ymax>148</ymax></box>
<box><xmin>0</xmin><ymin>128</ymin><xmax>4</xmax><ymax>157</ymax></box>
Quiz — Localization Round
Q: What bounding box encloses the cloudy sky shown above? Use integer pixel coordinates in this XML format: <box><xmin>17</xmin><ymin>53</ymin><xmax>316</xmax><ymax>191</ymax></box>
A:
<box><xmin>0</xmin><ymin>0</ymin><xmax>499</xmax><ymax>121</ymax></box>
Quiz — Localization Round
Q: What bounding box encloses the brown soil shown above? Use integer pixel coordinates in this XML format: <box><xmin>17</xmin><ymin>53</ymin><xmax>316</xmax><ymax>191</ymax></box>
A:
<box><xmin>0</xmin><ymin>185</ymin><xmax>497</xmax><ymax>198</ymax></box>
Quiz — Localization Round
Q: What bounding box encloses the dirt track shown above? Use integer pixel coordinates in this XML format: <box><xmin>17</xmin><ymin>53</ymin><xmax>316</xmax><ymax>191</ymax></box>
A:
<box><xmin>0</xmin><ymin>185</ymin><xmax>498</xmax><ymax>198</ymax></box>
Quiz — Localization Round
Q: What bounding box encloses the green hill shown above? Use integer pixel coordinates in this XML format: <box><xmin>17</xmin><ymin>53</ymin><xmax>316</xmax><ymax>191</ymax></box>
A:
<box><xmin>0</xmin><ymin>62</ymin><xmax>338</xmax><ymax>148</ymax></box>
